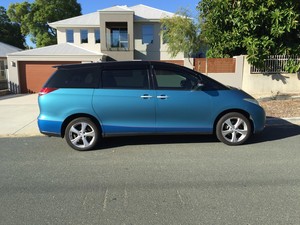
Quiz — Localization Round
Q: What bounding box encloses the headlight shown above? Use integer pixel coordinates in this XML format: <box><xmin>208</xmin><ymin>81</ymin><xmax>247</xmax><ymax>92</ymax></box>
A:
<box><xmin>244</xmin><ymin>98</ymin><xmax>259</xmax><ymax>105</ymax></box>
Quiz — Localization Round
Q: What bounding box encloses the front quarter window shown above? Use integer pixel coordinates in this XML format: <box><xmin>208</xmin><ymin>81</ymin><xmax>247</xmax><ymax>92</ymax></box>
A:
<box><xmin>154</xmin><ymin>69</ymin><xmax>199</xmax><ymax>90</ymax></box>
<box><xmin>199</xmin><ymin>74</ymin><xmax>229</xmax><ymax>91</ymax></box>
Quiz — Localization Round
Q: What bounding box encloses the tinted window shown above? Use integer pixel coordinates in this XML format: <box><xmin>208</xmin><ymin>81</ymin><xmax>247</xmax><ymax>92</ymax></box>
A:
<box><xmin>45</xmin><ymin>67</ymin><xmax>99</xmax><ymax>88</ymax></box>
<box><xmin>199</xmin><ymin>74</ymin><xmax>229</xmax><ymax>91</ymax></box>
<box><xmin>102</xmin><ymin>69</ymin><xmax>149</xmax><ymax>89</ymax></box>
<box><xmin>154</xmin><ymin>69</ymin><xmax>199</xmax><ymax>90</ymax></box>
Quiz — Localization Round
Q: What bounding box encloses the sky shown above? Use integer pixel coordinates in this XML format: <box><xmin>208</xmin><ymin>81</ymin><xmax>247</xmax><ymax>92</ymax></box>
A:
<box><xmin>1</xmin><ymin>0</ymin><xmax>199</xmax><ymax>16</ymax></box>
<box><xmin>1</xmin><ymin>0</ymin><xmax>199</xmax><ymax>47</ymax></box>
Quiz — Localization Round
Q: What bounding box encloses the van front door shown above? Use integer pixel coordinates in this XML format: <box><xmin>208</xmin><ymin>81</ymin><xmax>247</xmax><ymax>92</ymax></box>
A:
<box><xmin>153</xmin><ymin>66</ymin><xmax>213</xmax><ymax>133</ymax></box>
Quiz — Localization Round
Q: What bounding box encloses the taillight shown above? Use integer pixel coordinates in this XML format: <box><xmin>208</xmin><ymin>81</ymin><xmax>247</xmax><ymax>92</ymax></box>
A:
<box><xmin>38</xmin><ymin>87</ymin><xmax>58</xmax><ymax>96</ymax></box>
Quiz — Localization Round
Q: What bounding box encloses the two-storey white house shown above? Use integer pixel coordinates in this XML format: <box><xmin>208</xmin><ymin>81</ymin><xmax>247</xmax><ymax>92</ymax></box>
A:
<box><xmin>7</xmin><ymin>4</ymin><xmax>186</xmax><ymax>93</ymax></box>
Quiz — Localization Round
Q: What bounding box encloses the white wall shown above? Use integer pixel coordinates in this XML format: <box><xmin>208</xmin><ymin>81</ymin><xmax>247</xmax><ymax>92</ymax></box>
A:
<box><xmin>57</xmin><ymin>27</ymin><xmax>101</xmax><ymax>53</ymax></box>
<box><xmin>134</xmin><ymin>22</ymin><xmax>184</xmax><ymax>61</ymax></box>
<box><xmin>242</xmin><ymin>56</ymin><xmax>300</xmax><ymax>98</ymax></box>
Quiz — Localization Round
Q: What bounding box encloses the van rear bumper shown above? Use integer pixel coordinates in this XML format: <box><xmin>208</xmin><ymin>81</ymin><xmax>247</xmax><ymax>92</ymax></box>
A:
<box><xmin>37</xmin><ymin>119</ymin><xmax>62</xmax><ymax>137</ymax></box>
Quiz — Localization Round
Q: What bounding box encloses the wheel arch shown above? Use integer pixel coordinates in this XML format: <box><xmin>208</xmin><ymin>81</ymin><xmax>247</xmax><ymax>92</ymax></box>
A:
<box><xmin>213</xmin><ymin>109</ymin><xmax>254</xmax><ymax>135</ymax></box>
<box><xmin>61</xmin><ymin>113</ymin><xmax>102</xmax><ymax>138</ymax></box>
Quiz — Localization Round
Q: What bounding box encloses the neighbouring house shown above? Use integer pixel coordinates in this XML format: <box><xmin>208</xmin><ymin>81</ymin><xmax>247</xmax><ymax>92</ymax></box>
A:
<box><xmin>7</xmin><ymin>4</ymin><xmax>187</xmax><ymax>93</ymax></box>
<box><xmin>0</xmin><ymin>42</ymin><xmax>21</xmax><ymax>90</ymax></box>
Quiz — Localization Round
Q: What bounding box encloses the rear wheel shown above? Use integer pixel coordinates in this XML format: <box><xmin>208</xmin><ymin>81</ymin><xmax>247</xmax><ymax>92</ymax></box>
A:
<box><xmin>65</xmin><ymin>117</ymin><xmax>100</xmax><ymax>151</ymax></box>
<box><xmin>216</xmin><ymin>112</ymin><xmax>251</xmax><ymax>146</ymax></box>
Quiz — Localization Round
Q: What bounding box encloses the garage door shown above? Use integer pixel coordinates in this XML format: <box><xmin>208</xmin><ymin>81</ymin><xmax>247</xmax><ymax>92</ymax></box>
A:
<box><xmin>18</xmin><ymin>61</ymin><xmax>80</xmax><ymax>93</ymax></box>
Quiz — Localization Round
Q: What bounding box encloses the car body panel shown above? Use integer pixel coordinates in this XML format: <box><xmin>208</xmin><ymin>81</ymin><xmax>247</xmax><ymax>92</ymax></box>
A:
<box><xmin>92</xmin><ymin>89</ymin><xmax>156</xmax><ymax>135</ymax></box>
<box><xmin>207</xmin><ymin>89</ymin><xmax>266</xmax><ymax>132</ymax></box>
<box><xmin>155</xmin><ymin>90</ymin><xmax>213</xmax><ymax>133</ymax></box>
<box><xmin>38</xmin><ymin>88</ymin><xmax>96</xmax><ymax>135</ymax></box>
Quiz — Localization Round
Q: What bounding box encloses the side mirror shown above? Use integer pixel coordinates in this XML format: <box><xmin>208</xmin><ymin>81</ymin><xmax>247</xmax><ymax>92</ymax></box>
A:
<box><xmin>193</xmin><ymin>82</ymin><xmax>204</xmax><ymax>91</ymax></box>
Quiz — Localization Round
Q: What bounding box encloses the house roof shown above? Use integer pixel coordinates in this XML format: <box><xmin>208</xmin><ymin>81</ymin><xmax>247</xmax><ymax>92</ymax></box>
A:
<box><xmin>8</xmin><ymin>43</ymin><xmax>104</xmax><ymax>56</ymax></box>
<box><xmin>0</xmin><ymin>42</ymin><xmax>22</xmax><ymax>57</ymax></box>
<box><xmin>131</xmin><ymin>4</ymin><xmax>174</xmax><ymax>21</ymax></box>
<box><xmin>99</xmin><ymin>5</ymin><xmax>134</xmax><ymax>12</ymax></box>
<box><xmin>49</xmin><ymin>12</ymin><xmax>100</xmax><ymax>28</ymax></box>
<box><xmin>49</xmin><ymin>4</ymin><xmax>175</xmax><ymax>28</ymax></box>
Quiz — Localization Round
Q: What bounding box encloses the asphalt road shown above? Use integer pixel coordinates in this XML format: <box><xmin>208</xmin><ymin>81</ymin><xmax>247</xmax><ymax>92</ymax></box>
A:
<box><xmin>1</xmin><ymin>125</ymin><xmax>300</xmax><ymax>225</ymax></box>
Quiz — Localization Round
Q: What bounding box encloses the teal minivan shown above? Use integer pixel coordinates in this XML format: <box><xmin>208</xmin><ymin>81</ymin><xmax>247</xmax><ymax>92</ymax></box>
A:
<box><xmin>38</xmin><ymin>61</ymin><xmax>265</xmax><ymax>151</ymax></box>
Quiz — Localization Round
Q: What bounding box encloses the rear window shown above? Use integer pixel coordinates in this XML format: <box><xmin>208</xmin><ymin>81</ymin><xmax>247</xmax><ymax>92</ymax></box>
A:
<box><xmin>44</xmin><ymin>67</ymin><xmax>99</xmax><ymax>88</ymax></box>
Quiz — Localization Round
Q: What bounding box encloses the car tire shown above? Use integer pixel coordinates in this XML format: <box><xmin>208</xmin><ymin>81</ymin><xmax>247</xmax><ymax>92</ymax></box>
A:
<box><xmin>65</xmin><ymin>117</ymin><xmax>100</xmax><ymax>151</ymax></box>
<box><xmin>216</xmin><ymin>112</ymin><xmax>251</xmax><ymax>146</ymax></box>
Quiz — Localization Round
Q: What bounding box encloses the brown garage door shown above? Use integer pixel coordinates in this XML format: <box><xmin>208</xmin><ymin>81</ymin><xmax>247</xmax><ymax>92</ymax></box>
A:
<box><xmin>18</xmin><ymin>61</ymin><xmax>80</xmax><ymax>93</ymax></box>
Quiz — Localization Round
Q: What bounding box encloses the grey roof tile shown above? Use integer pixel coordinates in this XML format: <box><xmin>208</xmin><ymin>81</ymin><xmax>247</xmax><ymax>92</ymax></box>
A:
<box><xmin>8</xmin><ymin>43</ymin><xmax>103</xmax><ymax>56</ymax></box>
<box><xmin>0</xmin><ymin>42</ymin><xmax>22</xmax><ymax>57</ymax></box>
<box><xmin>49</xmin><ymin>12</ymin><xmax>100</xmax><ymax>28</ymax></box>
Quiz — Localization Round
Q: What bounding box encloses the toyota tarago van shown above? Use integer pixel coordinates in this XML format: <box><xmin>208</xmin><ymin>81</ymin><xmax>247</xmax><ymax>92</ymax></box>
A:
<box><xmin>38</xmin><ymin>61</ymin><xmax>265</xmax><ymax>151</ymax></box>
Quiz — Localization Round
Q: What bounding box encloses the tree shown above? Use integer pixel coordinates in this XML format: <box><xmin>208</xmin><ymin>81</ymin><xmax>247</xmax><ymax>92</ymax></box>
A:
<box><xmin>198</xmin><ymin>0</ymin><xmax>300</xmax><ymax>67</ymax></box>
<box><xmin>0</xmin><ymin>6</ymin><xmax>25</xmax><ymax>49</ymax></box>
<box><xmin>7</xmin><ymin>0</ymin><xmax>81</xmax><ymax>47</ymax></box>
<box><xmin>160</xmin><ymin>9</ymin><xmax>203</xmax><ymax>58</ymax></box>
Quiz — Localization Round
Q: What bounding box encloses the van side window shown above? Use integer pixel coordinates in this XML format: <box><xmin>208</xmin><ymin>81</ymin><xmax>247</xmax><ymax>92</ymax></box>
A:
<box><xmin>154</xmin><ymin>69</ymin><xmax>198</xmax><ymax>90</ymax></box>
<box><xmin>45</xmin><ymin>67</ymin><xmax>99</xmax><ymax>88</ymax></box>
<box><xmin>102</xmin><ymin>69</ymin><xmax>149</xmax><ymax>89</ymax></box>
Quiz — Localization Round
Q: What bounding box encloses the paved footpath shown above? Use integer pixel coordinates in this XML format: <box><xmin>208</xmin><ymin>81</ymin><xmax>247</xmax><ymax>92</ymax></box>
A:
<box><xmin>0</xmin><ymin>94</ymin><xmax>299</xmax><ymax>138</ymax></box>
<box><xmin>0</xmin><ymin>94</ymin><xmax>41</xmax><ymax>137</ymax></box>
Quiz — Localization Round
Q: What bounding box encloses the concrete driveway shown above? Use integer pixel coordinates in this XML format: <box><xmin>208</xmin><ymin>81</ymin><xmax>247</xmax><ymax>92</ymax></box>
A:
<box><xmin>0</xmin><ymin>94</ymin><xmax>41</xmax><ymax>137</ymax></box>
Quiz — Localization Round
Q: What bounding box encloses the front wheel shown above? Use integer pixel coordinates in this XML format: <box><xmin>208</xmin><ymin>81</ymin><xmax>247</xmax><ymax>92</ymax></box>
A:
<box><xmin>65</xmin><ymin>117</ymin><xmax>100</xmax><ymax>151</ymax></box>
<box><xmin>216</xmin><ymin>112</ymin><xmax>252</xmax><ymax>146</ymax></box>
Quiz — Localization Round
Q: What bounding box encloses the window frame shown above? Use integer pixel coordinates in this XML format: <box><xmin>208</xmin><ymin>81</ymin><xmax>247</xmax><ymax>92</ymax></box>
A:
<box><xmin>80</xmin><ymin>29</ymin><xmax>89</xmax><ymax>44</ymax></box>
<box><xmin>0</xmin><ymin>61</ymin><xmax>6</xmax><ymax>78</ymax></box>
<box><xmin>66</xmin><ymin>29</ymin><xmax>74</xmax><ymax>43</ymax></box>
<box><xmin>161</xmin><ymin>25</ymin><xmax>169</xmax><ymax>44</ymax></box>
<box><xmin>94</xmin><ymin>29</ymin><xmax>100</xmax><ymax>44</ymax></box>
<box><xmin>142</xmin><ymin>24</ymin><xmax>154</xmax><ymax>45</ymax></box>
<box><xmin>110</xmin><ymin>28</ymin><xmax>128</xmax><ymax>48</ymax></box>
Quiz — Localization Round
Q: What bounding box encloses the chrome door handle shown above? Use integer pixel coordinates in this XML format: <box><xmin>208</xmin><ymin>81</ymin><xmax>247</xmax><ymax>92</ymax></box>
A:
<box><xmin>140</xmin><ymin>94</ymin><xmax>153</xmax><ymax>99</ymax></box>
<box><xmin>157</xmin><ymin>95</ymin><xmax>169</xmax><ymax>99</ymax></box>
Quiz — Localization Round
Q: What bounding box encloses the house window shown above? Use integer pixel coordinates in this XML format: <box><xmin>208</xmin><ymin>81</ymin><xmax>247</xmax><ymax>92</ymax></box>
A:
<box><xmin>0</xmin><ymin>61</ymin><xmax>5</xmax><ymax>78</ymax></box>
<box><xmin>111</xmin><ymin>28</ymin><xmax>128</xmax><ymax>49</ymax></box>
<box><xmin>66</xmin><ymin>29</ymin><xmax>74</xmax><ymax>43</ymax></box>
<box><xmin>80</xmin><ymin>29</ymin><xmax>88</xmax><ymax>43</ymax></box>
<box><xmin>142</xmin><ymin>25</ymin><xmax>154</xmax><ymax>44</ymax></box>
<box><xmin>95</xmin><ymin>29</ymin><xmax>100</xmax><ymax>43</ymax></box>
<box><xmin>162</xmin><ymin>26</ymin><xmax>169</xmax><ymax>44</ymax></box>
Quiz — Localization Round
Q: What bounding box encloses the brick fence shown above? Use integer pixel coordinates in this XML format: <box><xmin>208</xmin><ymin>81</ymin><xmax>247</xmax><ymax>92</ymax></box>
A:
<box><xmin>194</xmin><ymin>58</ymin><xmax>236</xmax><ymax>73</ymax></box>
